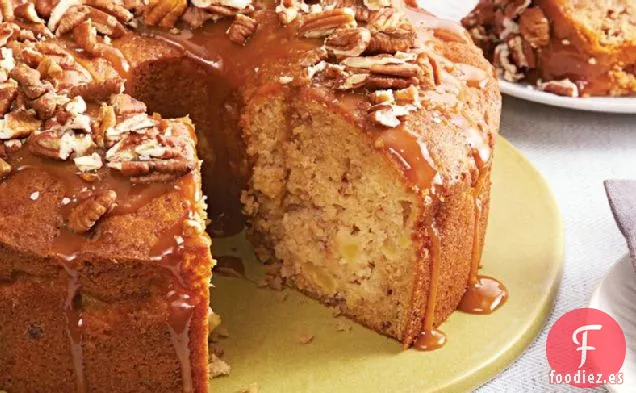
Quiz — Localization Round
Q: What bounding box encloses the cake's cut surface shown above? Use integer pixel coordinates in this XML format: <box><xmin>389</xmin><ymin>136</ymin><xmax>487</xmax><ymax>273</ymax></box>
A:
<box><xmin>0</xmin><ymin>0</ymin><xmax>502</xmax><ymax>391</ymax></box>
<box><xmin>462</xmin><ymin>0</ymin><xmax>636</xmax><ymax>97</ymax></box>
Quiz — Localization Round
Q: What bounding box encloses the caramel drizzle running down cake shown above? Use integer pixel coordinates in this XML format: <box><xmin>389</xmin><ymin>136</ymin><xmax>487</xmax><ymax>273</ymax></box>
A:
<box><xmin>0</xmin><ymin>0</ymin><xmax>504</xmax><ymax>391</ymax></box>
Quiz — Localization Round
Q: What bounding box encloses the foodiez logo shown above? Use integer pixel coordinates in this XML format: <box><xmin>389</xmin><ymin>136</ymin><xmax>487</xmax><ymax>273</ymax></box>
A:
<box><xmin>546</xmin><ymin>308</ymin><xmax>626</xmax><ymax>388</ymax></box>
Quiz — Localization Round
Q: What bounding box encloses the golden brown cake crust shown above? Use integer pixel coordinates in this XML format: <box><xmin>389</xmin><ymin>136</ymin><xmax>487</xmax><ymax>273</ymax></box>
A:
<box><xmin>463</xmin><ymin>0</ymin><xmax>636</xmax><ymax>97</ymax></box>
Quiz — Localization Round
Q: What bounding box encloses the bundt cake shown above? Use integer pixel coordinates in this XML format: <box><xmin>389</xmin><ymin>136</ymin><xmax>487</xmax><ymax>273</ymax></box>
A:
<box><xmin>0</xmin><ymin>0</ymin><xmax>503</xmax><ymax>391</ymax></box>
<box><xmin>462</xmin><ymin>0</ymin><xmax>636</xmax><ymax>97</ymax></box>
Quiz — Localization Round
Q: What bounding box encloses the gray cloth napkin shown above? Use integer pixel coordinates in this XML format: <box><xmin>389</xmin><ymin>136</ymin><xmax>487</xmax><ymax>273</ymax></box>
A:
<box><xmin>605</xmin><ymin>180</ymin><xmax>636</xmax><ymax>265</ymax></box>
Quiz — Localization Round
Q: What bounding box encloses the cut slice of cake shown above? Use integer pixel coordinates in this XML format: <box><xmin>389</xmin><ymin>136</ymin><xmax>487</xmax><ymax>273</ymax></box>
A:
<box><xmin>0</xmin><ymin>34</ymin><xmax>213</xmax><ymax>392</ymax></box>
<box><xmin>462</xmin><ymin>0</ymin><xmax>636</xmax><ymax>97</ymax></box>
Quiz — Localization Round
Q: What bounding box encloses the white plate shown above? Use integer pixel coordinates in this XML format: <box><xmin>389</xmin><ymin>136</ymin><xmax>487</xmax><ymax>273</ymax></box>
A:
<box><xmin>500</xmin><ymin>81</ymin><xmax>636</xmax><ymax>114</ymax></box>
<box><xmin>589</xmin><ymin>254</ymin><xmax>636</xmax><ymax>392</ymax></box>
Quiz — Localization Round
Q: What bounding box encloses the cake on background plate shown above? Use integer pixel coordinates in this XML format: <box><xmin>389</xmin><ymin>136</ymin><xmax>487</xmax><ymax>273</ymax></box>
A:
<box><xmin>462</xmin><ymin>0</ymin><xmax>636</xmax><ymax>97</ymax></box>
<box><xmin>0</xmin><ymin>0</ymin><xmax>503</xmax><ymax>391</ymax></box>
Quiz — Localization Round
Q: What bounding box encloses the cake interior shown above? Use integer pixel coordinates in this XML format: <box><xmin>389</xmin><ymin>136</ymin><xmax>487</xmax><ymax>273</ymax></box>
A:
<box><xmin>128</xmin><ymin>41</ymin><xmax>425</xmax><ymax>340</ymax></box>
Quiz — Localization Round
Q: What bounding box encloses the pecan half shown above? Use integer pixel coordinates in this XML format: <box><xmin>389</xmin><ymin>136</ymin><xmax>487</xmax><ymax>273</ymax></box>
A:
<box><xmin>110</xmin><ymin>93</ymin><xmax>146</xmax><ymax>115</ymax></box>
<box><xmin>30</xmin><ymin>91</ymin><xmax>64</xmax><ymax>119</ymax></box>
<box><xmin>1</xmin><ymin>0</ymin><xmax>15</xmax><ymax>22</ymax></box>
<box><xmin>144</xmin><ymin>0</ymin><xmax>188</xmax><ymax>28</ymax></box>
<box><xmin>0</xmin><ymin>80</ymin><xmax>17</xmax><ymax>115</ymax></box>
<box><xmin>35</xmin><ymin>0</ymin><xmax>55</xmax><ymax>18</ymax></box>
<box><xmin>182</xmin><ymin>5</ymin><xmax>215</xmax><ymax>28</ymax></box>
<box><xmin>10</xmin><ymin>64</ymin><xmax>49</xmax><ymax>99</ymax></box>
<box><xmin>14</xmin><ymin>3</ymin><xmax>45</xmax><ymax>24</ymax></box>
<box><xmin>493</xmin><ymin>42</ymin><xmax>523</xmax><ymax>82</ymax></box>
<box><xmin>508</xmin><ymin>35</ymin><xmax>536</xmax><ymax>69</ymax></box>
<box><xmin>538</xmin><ymin>79</ymin><xmax>579</xmax><ymax>98</ymax></box>
<box><xmin>0</xmin><ymin>157</ymin><xmax>10</xmax><ymax>179</ymax></box>
<box><xmin>86</xmin><ymin>6</ymin><xmax>127</xmax><ymax>38</ymax></box>
<box><xmin>325</xmin><ymin>27</ymin><xmax>371</xmax><ymax>57</ymax></box>
<box><xmin>72</xmin><ymin>19</ymin><xmax>129</xmax><ymax>74</ymax></box>
<box><xmin>48</xmin><ymin>0</ymin><xmax>82</xmax><ymax>32</ymax></box>
<box><xmin>227</xmin><ymin>14</ymin><xmax>257</xmax><ymax>45</ymax></box>
<box><xmin>94</xmin><ymin>104</ymin><xmax>116</xmax><ymax>147</ymax></box>
<box><xmin>519</xmin><ymin>7</ymin><xmax>550</xmax><ymax>48</ymax></box>
<box><xmin>67</xmin><ymin>189</ymin><xmax>117</xmax><ymax>233</ymax></box>
<box><xmin>69</xmin><ymin>77</ymin><xmax>125</xmax><ymax>102</ymax></box>
<box><xmin>299</xmin><ymin>8</ymin><xmax>357</xmax><ymax>38</ymax></box>
<box><xmin>28</xmin><ymin>130</ymin><xmax>94</xmax><ymax>159</ymax></box>
<box><xmin>367</xmin><ymin>28</ymin><xmax>415</xmax><ymax>54</ymax></box>
<box><xmin>85</xmin><ymin>0</ymin><xmax>134</xmax><ymax>23</ymax></box>
<box><xmin>56</xmin><ymin>5</ymin><xmax>90</xmax><ymax>35</ymax></box>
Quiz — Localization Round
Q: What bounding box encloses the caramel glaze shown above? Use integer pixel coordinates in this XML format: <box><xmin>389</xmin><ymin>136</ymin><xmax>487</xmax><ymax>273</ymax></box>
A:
<box><xmin>149</xmin><ymin>207</ymin><xmax>197</xmax><ymax>393</ymax></box>
<box><xmin>150</xmin><ymin>175</ymin><xmax>200</xmax><ymax>393</ymax></box>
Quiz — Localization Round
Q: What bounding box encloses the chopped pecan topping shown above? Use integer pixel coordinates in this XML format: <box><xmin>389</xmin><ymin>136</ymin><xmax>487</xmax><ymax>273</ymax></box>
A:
<box><xmin>493</xmin><ymin>42</ymin><xmax>523</xmax><ymax>82</ymax></box>
<box><xmin>299</xmin><ymin>8</ymin><xmax>357</xmax><ymax>38</ymax></box>
<box><xmin>508</xmin><ymin>35</ymin><xmax>535</xmax><ymax>69</ymax></box>
<box><xmin>56</xmin><ymin>5</ymin><xmax>91</xmax><ymax>36</ymax></box>
<box><xmin>342</xmin><ymin>55</ymin><xmax>419</xmax><ymax>78</ymax></box>
<box><xmin>192</xmin><ymin>0</ymin><xmax>252</xmax><ymax>12</ymax></box>
<box><xmin>48</xmin><ymin>0</ymin><xmax>82</xmax><ymax>32</ymax></box>
<box><xmin>72</xmin><ymin>19</ymin><xmax>129</xmax><ymax>73</ymax></box>
<box><xmin>371</xmin><ymin>107</ymin><xmax>399</xmax><ymax>127</ymax></box>
<box><xmin>324</xmin><ymin>27</ymin><xmax>371</xmax><ymax>57</ymax></box>
<box><xmin>86</xmin><ymin>6</ymin><xmax>127</xmax><ymax>38</ymax></box>
<box><xmin>30</xmin><ymin>91</ymin><xmax>65</xmax><ymax>119</ymax></box>
<box><xmin>14</xmin><ymin>3</ymin><xmax>45</xmax><ymax>24</ymax></box>
<box><xmin>227</xmin><ymin>14</ymin><xmax>257</xmax><ymax>45</ymax></box>
<box><xmin>182</xmin><ymin>5</ymin><xmax>215</xmax><ymax>28</ymax></box>
<box><xmin>503</xmin><ymin>0</ymin><xmax>531</xmax><ymax>19</ymax></box>
<box><xmin>0</xmin><ymin>23</ymin><xmax>20</xmax><ymax>46</ymax></box>
<box><xmin>69</xmin><ymin>77</ymin><xmax>125</xmax><ymax>102</ymax></box>
<box><xmin>37</xmin><ymin>56</ymin><xmax>65</xmax><ymax>81</ymax></box>
<box><xmin>362</xmin><ymin>0</ymin><xmax>391</xmax><ymax>11</ymax></box>
<box><xmin>0</xmin><ymin>156</ymin><xmax>10</xmax><ymax>178</ymax></box>
<box><xmin>67</xmin><ymin>189</ymin><xmax>116</xmax><ymax>233</ymax></box>
<box><xmin>110</xmin><ymin>93</ymin><xmax>147</xmax><ymax>115</ymax></box>
<box><xmin>275</xmin><ymin>0</ymin><xmax>306</xmax><ymax>24</ymax></box>
<box><xmin>145</xmin><ymin>0</ymin><xmax>189</xmax><ymax>28</ymax></box>
<box><xmin>538</xmin><ymin>79</ymin><xmax>579</xmax><ymax>98</ymax></box>
<box><xmin>367</xmin><ymin>7</ymin><xmax>404</xmax><ymax>31</ymax></box>
<box><xmin>85</xmin><ymin>0</ymin><xmax>134</xmax><ymax>23</ymax></box>
<box><xmin>10</xmin><ymin>63</ymin><xmax>49</xmax><ymax>99</ymax></box>
<box><xmin>0</xmin><ymin>109</ymin><xmax>42</xmax><ymax>139</ymax></box>
<box><xmin>106</xmin><ymin>119</ymin><xmax>197</xmax><ymax>183</ymax></box>
<box><xmin>74</xmin><ymin>151</ymin><xmax>103</xmax><ymax>172</ymax></box>
<box><xmin>28</xmin><ymin>129</ymin><xmax>94</xmax><ymax>160</ymax></box>
<box><xmin>92</xmin><ymin>104</ymin><xmax>114</xmax><ymax>147</ymax></box>
<box><xmin>35</xmin><ymin>0</ymin><xmax>55</xmax><ymax>19</ymax></box>
<box><xmin>519</xmin><ymin>7</ymin><xmax>550</xmax><ymax>48</ymax></box>
<box><xmin>0</xmin><ymin>158</ymin><xmax>11</xmax><ymax>180</ymax></box>
<box><xmin>367</xmin><ymin>28</ymin><xmax>415</xmax><ymax>54</ymax></box>
<box><xmin>0</xmin><ymin>80</ymin><xmax>17</xmax><ymax>115</ymax></box>
<box><xmin>1</xmin><ymin>0</ymin><xmax>15</xmax><ymax>22</ymax></box>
